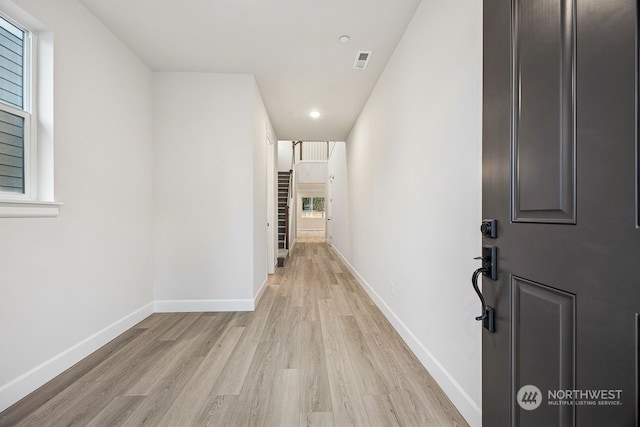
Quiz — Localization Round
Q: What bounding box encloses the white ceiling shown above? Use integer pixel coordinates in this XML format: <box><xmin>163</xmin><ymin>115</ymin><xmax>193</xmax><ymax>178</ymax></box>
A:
<box><xmin>78</xmin><ymin>0</ymin><xmax>421</xmax><ymax>141</ymax></box>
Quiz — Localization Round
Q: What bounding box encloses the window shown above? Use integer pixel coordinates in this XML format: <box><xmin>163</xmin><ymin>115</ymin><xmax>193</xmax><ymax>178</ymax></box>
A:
<box><xmin>0</xmin><ymin>14</ymin><xmax>31</xmax><ymax>198</ymax></box>
<box><xmin>301</xmin><ymin>196</ymin><xmax>325</xmax><ymax>218</ymax></box>
<box><xmin>0</xmin><ymin>10</ymin><xmax>59</xmax><ymax>218</ymax></box>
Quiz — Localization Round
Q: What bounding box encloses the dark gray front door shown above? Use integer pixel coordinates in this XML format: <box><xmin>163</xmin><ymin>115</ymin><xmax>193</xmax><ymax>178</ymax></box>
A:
<box><xmin>482</xmin><ymin>0</ymin><xmax>639</xmax><ymax>425</ymax></box>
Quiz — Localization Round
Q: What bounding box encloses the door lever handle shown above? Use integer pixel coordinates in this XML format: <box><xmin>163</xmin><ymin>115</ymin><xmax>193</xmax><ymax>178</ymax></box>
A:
<box><xmin>471</xmin><ymin>245</ymin><xmax>498</xmax><ymax>333</ymax></box>
<box><xmin>472</xmin><ymin>267</ymin><xmax>490</xmax><ymax>320</ymax></box>
<box><xmin>472</xmin><ymin>267</ymin><xmax>496</xmax><ymax>333</ymax></box>
<box><xmin>476</xmin><ymin>246</ymin><xmax>497</xmax><ymax>280</ymax></box>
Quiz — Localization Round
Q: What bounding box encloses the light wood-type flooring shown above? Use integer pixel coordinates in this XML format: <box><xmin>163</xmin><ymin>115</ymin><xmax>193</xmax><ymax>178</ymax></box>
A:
<box><xmin>0</xmin><ymin>241</ymin><xmax>468</xmax><ymax>426</ymax></box>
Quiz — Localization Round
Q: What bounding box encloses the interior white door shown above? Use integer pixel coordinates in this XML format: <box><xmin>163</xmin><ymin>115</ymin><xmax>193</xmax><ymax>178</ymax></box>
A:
<box><xmin>266</xmin><ymin>131</ymin><xmax>275</xmax><ymax>274</ymax></box>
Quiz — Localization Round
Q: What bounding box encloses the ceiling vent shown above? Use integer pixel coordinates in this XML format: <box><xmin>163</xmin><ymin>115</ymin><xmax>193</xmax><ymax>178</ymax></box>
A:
<box><xmin>353</xmin><ymin>51</ymin><xmax>372</xmax><ymax>70</ymax></box>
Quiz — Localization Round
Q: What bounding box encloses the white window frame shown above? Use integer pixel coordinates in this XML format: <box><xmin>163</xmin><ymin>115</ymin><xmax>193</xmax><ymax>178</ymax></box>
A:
<box><xmin>0</xmin><ymin>14</ymin><xmax>35</xmax><ymax>201</ymax></box>
<box><xmin>301</xmin><ymin>196</ymin><xmax>325</xmax><ymax>218</ymax></box>
<box><xmin>0</xmin><ymin>9</ymin><xmax>59</xmax><ymax>217</ymax></box>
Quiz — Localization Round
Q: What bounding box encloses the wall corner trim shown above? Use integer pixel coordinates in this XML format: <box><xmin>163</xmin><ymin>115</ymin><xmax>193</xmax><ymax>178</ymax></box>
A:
<box><xmin>0</xmin><ymin>302</ymin><xmax>153</xmax><ymax>413</ymax></box>
<box><xmin>330</xmin><ymin>245</ymin><xmax>482</xmax><ymax>427</ymax></box>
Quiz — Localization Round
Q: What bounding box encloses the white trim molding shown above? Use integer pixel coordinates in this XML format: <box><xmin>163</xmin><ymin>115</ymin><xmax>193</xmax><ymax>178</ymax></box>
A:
<box><xmin>0</xmin><ymin>200</ymin><xmax>62</xmax><ymax>218</ymax></box>
<box><xmin>0</xmin><ymin>302</ymin><xmax>153</xmax><ymax>413</ymax></box>
<box><xmin>330</xmin><ymin>244</ymin><xmax>482</xmax><ymax>427</ymax></box>
<box><xmin>154</xmin><ymin>299</ymin><xmax>255</xmax><ymax>313</ymax></box>
<box><xmin>0</xmin><ymin>292</ymin><xmax>265</xmax><ymax>412</ymax></box>
<box><xmin>254</xmin><ymin>277</ymin><xmax>268</xmax><ymax>308</ymax></box>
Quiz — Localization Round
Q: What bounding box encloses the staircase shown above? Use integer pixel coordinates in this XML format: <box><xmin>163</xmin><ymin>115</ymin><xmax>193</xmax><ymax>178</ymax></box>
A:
<box><xmin>277</xmin><ymin>171</ymin><xmax>291</xmax><ymax>266</ymax></box>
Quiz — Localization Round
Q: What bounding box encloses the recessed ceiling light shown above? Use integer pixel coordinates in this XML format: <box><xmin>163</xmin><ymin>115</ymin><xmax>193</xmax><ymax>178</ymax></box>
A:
<box><xmin>338</xmin><ymin>35</ymin><xmax>350</xmax><ymax>44</ymax></box>
<box><xmin>310</xmin><ymin>111</ymin><xmax>321</xmax><ymax>119</ymax></box>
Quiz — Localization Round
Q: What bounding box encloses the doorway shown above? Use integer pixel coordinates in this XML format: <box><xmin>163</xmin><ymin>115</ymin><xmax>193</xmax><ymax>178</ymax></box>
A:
<box><xmin>296</xmin><ymin>183</ymin><xmax>326</xmax><ymax>242</ymax></box>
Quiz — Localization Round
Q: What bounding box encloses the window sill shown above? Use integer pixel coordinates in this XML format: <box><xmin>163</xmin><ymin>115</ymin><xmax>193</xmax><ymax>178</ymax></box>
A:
<box><xmin>0</xmin><ymin>200</ymin><xmax>62</xmax><ymax>218</ymax></box>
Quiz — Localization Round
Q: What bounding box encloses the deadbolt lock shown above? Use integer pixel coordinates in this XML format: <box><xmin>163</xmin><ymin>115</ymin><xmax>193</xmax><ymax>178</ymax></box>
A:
<box><xmin>480</xmin><ymin>219</ymin><xmax>497</xmax><ymax>238</ymax></box>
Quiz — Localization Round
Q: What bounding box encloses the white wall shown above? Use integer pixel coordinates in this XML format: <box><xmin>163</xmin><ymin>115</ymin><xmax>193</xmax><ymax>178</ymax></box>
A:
<box><xmin>0</xmin><ymin>0</ymin><xmax>154</xmax><ymax>411</ymax></box>
<box><xmin>327</xmin><ymin>142</ymin><xmax>349</xmax><ymax>256</ymax></box>
<box><xmin>294</xmin><ymin>162</ymin><xmax>327</xmax><ymax>183</ymax></box>
<box><xmin>277</xmin><ymin>140</ymin><xmax>292</xmax><ymax>171</ymax></box>
<box><xmin>153</xmin><ymin>72</ymin><xmax>271</xmax><ymax>310</ymax></box>
<box><xmin>343</xmin><ymin>1</ymin><xmax>482</xmax><ymax>425</ymax></box>
<box><xmin>252</xmin><ymin>81</ymin><xmax>277</xmax><ymax>293</ymax></box>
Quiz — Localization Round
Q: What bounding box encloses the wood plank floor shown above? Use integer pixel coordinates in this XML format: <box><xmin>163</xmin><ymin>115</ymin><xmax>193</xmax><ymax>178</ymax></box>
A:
<box><xmin>0</xmin><ymin>241</ymin><xmax>468</xmax><ymax>427</ymax></box>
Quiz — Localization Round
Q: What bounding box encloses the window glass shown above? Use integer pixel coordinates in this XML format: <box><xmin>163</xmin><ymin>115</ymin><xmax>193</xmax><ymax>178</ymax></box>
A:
<box><xmin>0</xmin><ymin>16</ymin><xmax>24</xmax><ymax>109</ymax></box>
<box><xmin>0</xmin><ymin>109</ymin><xmax>24</xmax><ymax>193</ymax></box>
<box><xmin>301</xmin><ymin>197</ymin><xmax>325</xmax><ymax>218</ymax></box>
<box><xmin>0</xmin><ymin>15</ymin><xmax>27</xmax><ymax>196</ymax></box>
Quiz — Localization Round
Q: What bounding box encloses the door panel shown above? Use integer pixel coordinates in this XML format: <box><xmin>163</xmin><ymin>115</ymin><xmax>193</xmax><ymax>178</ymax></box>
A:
<box><xmin>511</xmin><ymin>277</ymin><xmax>575</xmax><ymax>426</ymax></box>
<box><xmin>512</xmin><ymin>0</ymin><xmax>576</xmax><ymax>223</ymax></box>
<box><xmin>483</xmin><ymin>0</ymin><xmax>639</xmax><ymax>425</ymax></box>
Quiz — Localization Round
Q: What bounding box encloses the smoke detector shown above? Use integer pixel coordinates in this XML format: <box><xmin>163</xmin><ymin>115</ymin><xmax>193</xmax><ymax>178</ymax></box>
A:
<box><xmin>353</xmin><ymin>51</ymin><xmax>372</xmax><ymax>70</ymax></box>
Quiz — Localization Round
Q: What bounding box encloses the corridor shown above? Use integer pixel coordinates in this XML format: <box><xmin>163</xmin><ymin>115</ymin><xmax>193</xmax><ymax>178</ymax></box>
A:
<box><xmin>1</xmin><ymin>242</ymin><xmax>467</xmax><ymax>426</ymax></box>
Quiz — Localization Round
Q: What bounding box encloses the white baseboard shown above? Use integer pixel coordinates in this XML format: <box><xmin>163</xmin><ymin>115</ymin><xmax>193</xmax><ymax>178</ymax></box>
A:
<box><xmin>254</xmin><ymin>277</ymin><xmax>268</xmax><ymax>308</ymax></box>
<box><xmin>330</xmin><ymin>245</ymin><xmax>482</xmax><ymax>427</ymax></box>
<box><xmin>1</xmin><ymin>260</ymin><xmax>483</xmax><ymax>424</ymax></box>
<box><xmin>1</xmin><ymin>287</ymin><xmax>268</xmax><ymax>413</ymax></box>
<box><xmin>0</xmin><ymin>302</ymin><xmax>153</xmax><ymax>413</ymax></box>
<box><xmin>154</xmin><ymin>299</ymin><xmax>254</xmax><ymax>312</ymax></box>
